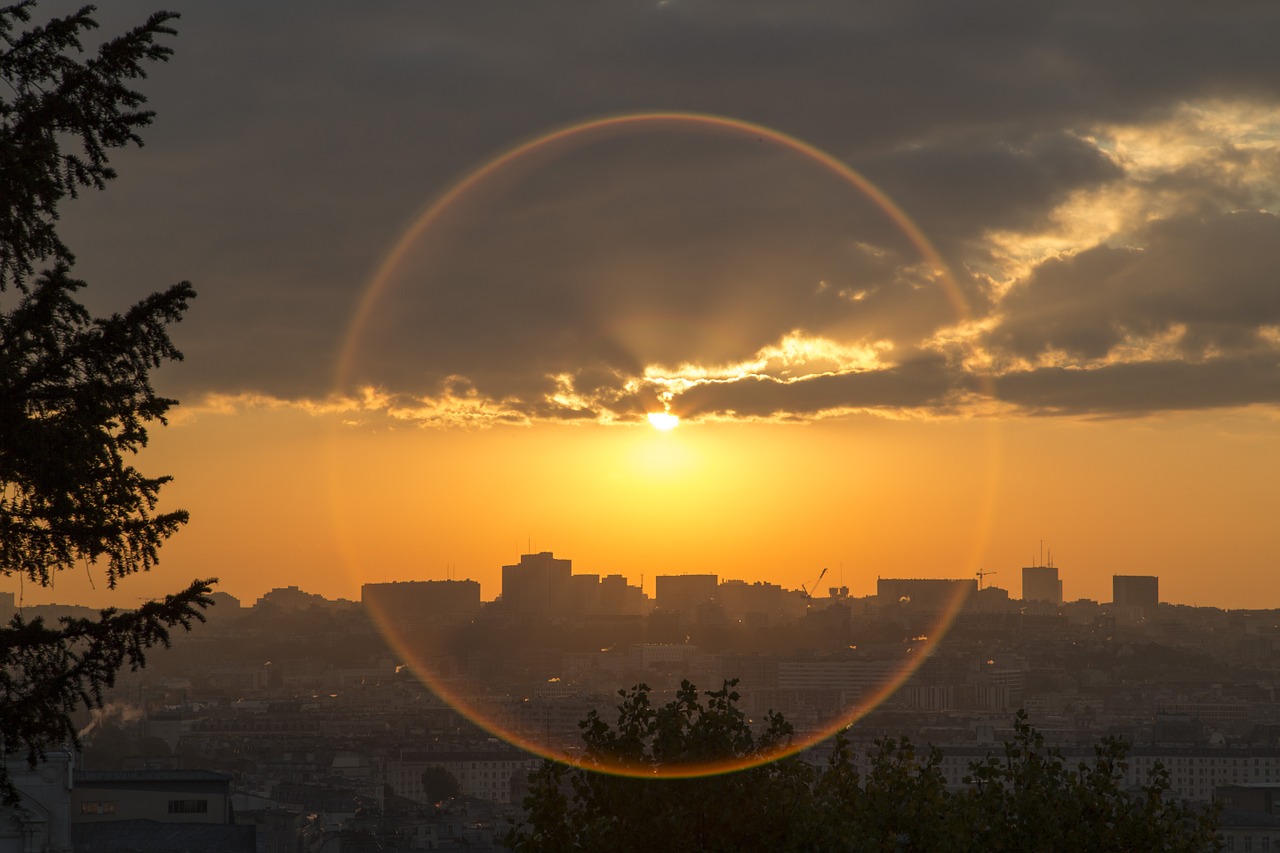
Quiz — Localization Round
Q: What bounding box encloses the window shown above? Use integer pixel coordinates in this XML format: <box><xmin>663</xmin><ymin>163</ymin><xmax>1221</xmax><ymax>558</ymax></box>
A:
<box><xmin>167</xmin><ymin>799</ymin><xmax>209</xmax><ymax>814</ymax></box>
<box><xmin>80</xmin><ymin>801</ymin><xmax>116</xmax><ymax>815</ymax></box>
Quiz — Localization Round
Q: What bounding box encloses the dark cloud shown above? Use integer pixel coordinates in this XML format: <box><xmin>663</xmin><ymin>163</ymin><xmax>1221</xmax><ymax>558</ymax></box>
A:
<box><xmin>988</xmin><ymin>211</ymin><xmax>1280</xmax><ymax>362</ymax></box>
<box><xmin>863</xmin><ymin>131</ymin><xmax>1124</xmax><ymax>249</ymax></box>
<box><xmin>674</xmin><ymin>354</ymin><xmax>961</xmax><ymax>419</ymax></box>
<box><xmin>37</xmin><ymin>0</ymin><xmax>1280</xmax><ymax>419</ymax></box>
<box><xmin>994</xmin><ymin>355</ymin><xmax>1280</xmax><ymax>417</ymax></box>
<box><xmin>344</xmin><ymin>130</ymin><xmax>964</xmax><ymax>409</ymax></box>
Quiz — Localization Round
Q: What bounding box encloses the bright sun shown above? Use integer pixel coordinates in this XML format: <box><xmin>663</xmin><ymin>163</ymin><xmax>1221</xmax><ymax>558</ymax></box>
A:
<box><xmin>647</xmin><ymin>411</ymin><xmax>680</xmax><ymax>431</ymax></box>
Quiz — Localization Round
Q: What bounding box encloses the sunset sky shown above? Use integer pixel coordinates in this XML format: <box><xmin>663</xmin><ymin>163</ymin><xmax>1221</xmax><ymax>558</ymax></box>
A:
<box><xmin>10</xmin><ymin>0</ymin><xmax>1280</xmax><ymax>611</ymax></box>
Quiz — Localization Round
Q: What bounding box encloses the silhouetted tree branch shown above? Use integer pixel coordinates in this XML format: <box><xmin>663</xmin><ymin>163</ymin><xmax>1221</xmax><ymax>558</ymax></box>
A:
<box><xmin>507</xmin><ymin>687</ymin><xmax>1221</xmax><ymax>852</ymax></box>
<box><xmin>1</xmin><ymin>0</ymin><xmax>213</xmax><ymax>799</ymax></box>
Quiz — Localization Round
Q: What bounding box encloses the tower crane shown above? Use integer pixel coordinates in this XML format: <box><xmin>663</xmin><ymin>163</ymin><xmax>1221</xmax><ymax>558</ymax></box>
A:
<box><xmin>802</xmin><ymin>567</ymin><xmax>829</xmax><ymax>600</ymax></box>
<box><xmin>975</xmin><ymin>568</ymin><xmax>997</xmax><ymax>590</ymax></box>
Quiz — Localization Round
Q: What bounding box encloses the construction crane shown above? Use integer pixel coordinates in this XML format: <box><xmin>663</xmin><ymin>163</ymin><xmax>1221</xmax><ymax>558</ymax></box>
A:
<box><xmin>801</xmin><ymin>567</ymin><xmax>829</xmax><ymax>600</ymax></box>
<box><xmin>975</xmin><ymin>568</ymin><xmax>997</xmax><ymax>589</ymax></box>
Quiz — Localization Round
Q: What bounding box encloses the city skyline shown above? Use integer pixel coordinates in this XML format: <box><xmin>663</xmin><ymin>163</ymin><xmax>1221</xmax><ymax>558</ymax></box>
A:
<box><xmin>8</xmin><ymin>4</ymin><xmax>1280</xmax><ymax>849</ymax></box>
<box><xmin>0</xmin><ymin>546</ymin><xmax>1176</xmax><ymax>613</ymax></box>
<box><xmin>5</xmin><ymin>2</ymin><xmax>1280</xmax><ymax>613</ymax></box>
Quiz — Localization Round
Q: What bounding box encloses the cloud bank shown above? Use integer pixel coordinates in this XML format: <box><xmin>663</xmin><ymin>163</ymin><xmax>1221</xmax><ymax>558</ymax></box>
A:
<box><xmin>55</xmin><ymin>0</ymin><xmax>1280</xmax><ymax>425</ymax></box>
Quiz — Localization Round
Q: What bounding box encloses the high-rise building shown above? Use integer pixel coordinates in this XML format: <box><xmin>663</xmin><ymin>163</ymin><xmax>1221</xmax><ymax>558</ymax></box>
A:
<box><xmin>1022</xmin><ymin>566</ymin><xmax>1063</xmax><ymax>604</ymax></box>
<box><xmin>361</xmin><ymin>579</ymin><xmax>481</xmax><ymax>629</ymax></box>
<box><xmin>1113</xmin><ymin>575</ymin><xmax>1158</xmax><ymax>611</ymax></box>
<box><xmin>501</xmin><ymin>551</ymin><xmax>572</xmax><ymax>617</ymax></box>
<box><xmin>599</xmin><ymin>573</ymin><xmax>646</xmax><ymax>616</ymax></box>
<box><xmin>654</xmin><ymin>574</ymin><xmax>718</xmax><ymax>619</ymax></box>
<box><xmin>568</xmin><ymin>573</ymin><xmax>601</xmax><ymax>615</ymax></box>
<box><xmin>876</xmin><ymin>578</ymin><xmax>977</xmax><ymax>612</ymax></box>
<box><xmin>716</xmin><ymin>579</ymin><xmax>805</xmax><ymax>625</ymax></box>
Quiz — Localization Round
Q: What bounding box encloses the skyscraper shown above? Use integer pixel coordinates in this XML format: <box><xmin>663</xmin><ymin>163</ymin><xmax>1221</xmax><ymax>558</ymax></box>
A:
<box><xmin>1022</xmin><ymin>566</ymin><xmax>1063</xmax><ymax>604</ymax></box>
<box><xmin>361</xmin><ymin>579</ymin><xmax>481</xmax><ymax>629</ymax></box>
<box><xmin>1113</xmin><ymin>575</ymin><xmax>1158</xmax><ymax>610</ymax></box>
<box><xmin>654</xmin><ymin>574</ymin><xmax>718</xmax><ymax>620</ymax></box>
<box><xmin>501</xmin><ymin>551</ymin><xmax>572</xmax><ymax>617</ymax></box>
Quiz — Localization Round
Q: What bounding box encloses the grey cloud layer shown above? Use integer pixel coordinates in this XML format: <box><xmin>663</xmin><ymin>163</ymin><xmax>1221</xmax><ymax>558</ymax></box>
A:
<box><xmin>47</xmin><ymin>0</ymin><xmax>1280</xmax><ymax>419</ymax></box>
<box><xmin>991</xmin><ymin>212</ymin><xmax>1280</xmax><ymax>363</ymax></box>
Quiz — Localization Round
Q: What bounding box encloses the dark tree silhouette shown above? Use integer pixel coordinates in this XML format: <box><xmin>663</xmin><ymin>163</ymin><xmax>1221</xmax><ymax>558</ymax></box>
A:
<box><xmin>506</xmin><ymin>680</ymin><xmax>811</xmax><ymax>853</ymax></box>
<box><xmin>507</xmin><ymin>685</ymin><xmax>1221</xmax><ymax>852</ymax></box>
<box><xmin>1</xmin><ymin>1</ymin><xmax>213</xmax><ymax>797</ymax></box>
<box><xmin>420</xmin><ymin>766</ymin><xmax>461</xmax><ymax>804</ymax></box>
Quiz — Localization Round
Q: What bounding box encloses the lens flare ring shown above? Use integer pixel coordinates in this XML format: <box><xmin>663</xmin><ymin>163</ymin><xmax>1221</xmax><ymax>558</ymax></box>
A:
<box><xmin>331</xmin><ymin>111</ymin><xmax>1001</xmax><ymax>778</ymax></box>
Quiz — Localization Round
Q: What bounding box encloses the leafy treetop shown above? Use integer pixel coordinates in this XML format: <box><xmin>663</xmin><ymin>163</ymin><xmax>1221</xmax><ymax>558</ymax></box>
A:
<box><xmin>506</xmin><ymin>683</ymin><xmax>1221</xmax><ymax>853</ymax></box>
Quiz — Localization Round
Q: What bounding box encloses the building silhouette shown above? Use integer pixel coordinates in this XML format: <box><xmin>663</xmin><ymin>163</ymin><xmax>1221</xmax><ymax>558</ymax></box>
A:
<box><xmin>501</xmin><ymin>551</ymin><xmax>572</xmax><ymax>618</ymax></box>
<box><xmin>876</xmin><ymin>578</ymin><xmax>977</xmax><ymax>612</ymax></box>
<box><xmin>361</xmin><ymin>579</ymin><xmax>481</xmax><ymax>629</ymax></box>
<box><xmin>1113</xmin><ymin>574</ymin><xmax>1159</xmax><ymax>621</ymax></box>
<box><xmin>598</xmin><ymin>573</ymin><xmax>647</xmax><ymax>616</ymax></box>
<box><xmin>1022</xmin><ymin>566</ymin><xmax>1063</xmax><ymax>604</ymax></box>
<box><xmin>654</xmin><ymin>574</ymin><xmax>718</xmax><ymax>621</ymax></box>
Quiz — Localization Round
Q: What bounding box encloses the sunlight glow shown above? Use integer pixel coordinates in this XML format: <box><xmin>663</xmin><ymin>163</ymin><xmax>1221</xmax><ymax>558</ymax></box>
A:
<box><xmin>647</xmin><ymin>411</ymin><xmax>680</xmax><ymax>431</ymax></box>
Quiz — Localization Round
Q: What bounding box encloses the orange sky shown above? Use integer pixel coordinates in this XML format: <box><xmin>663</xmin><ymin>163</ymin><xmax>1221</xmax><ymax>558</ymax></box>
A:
<box><xmin>9</xmin><ymin>3</ymin><xmax>1280</xmax><ymax>615</ymax></box>
<box><xmin>11</xmin><ymin>402</ymin><xmax>1279</xmax><ymax>611</ymax></box>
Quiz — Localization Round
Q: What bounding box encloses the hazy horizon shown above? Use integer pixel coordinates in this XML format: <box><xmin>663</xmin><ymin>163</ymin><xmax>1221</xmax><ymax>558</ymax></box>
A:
<box><xmin>6</xmin><ymin>1</ymin><xmax>1280</xmax><ymax>613</ymax></box>
<box><xmin>0</xmin><ymin>545</ymin><xmax>1239</xmax><ymax>612</ymax></box>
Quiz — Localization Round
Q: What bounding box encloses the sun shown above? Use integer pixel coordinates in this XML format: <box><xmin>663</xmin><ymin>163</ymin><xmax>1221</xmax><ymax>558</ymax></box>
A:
<box><xmin>647</xmin><ymin>411</ymin><xmax>680</xmax><ymax>431</ymax></box>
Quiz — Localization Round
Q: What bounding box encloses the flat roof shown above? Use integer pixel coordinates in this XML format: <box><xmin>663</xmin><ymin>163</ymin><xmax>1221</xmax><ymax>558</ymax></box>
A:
<box><xmin>75</xmin><ymin>769</ymin><xmax>232</xmax><ymax>784</ymax></box>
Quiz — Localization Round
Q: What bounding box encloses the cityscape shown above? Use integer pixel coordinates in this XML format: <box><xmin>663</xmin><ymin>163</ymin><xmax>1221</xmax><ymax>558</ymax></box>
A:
<box><xmin>6</xmin><ymin>1</ymin><xmax>1280</xmax><ymax>851</ymax></box>
<box><xmin>8</xmin><ymin>551</ymin><xmax>1280</xmax><ymax>849</ymax></box>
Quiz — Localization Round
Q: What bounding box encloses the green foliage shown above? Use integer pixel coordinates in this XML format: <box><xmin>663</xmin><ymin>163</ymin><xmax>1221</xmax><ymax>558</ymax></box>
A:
<box><xmin>507</xmin><ymin>680</ymin><xmax>813</xmax><ymax>853</ymax></box>
<box><xmin>2</xmin><ymin>583</ymin><xmax>213</xmax><ymax>785</ymax></box>
<box><xmin>507</xmin><ymin>687</ymin><xmax>1221</xmax><ymax>853</ymax></box>
<box><xmin>420</xmin><ymin>765</ymin><xmax>461</xmax><ymax>803</ymax></box>
<box><xmin>1</xmin><ymin>268</ymin><xmax>195</xmax><ymax>586</ymax></box>
<box><xmin>954</xmin><ymin>710</ymin><xmax>1220</xmax><ymax>853</ymax></box>
<box><xmin>1</xmin><ymin>1</ymin><xmax>213</xmax><ymax>798</ymax></box>
<box><xmin>1</xmin><ymin>1</ymin><xmax>177</xmax><ymax>288</ymax></box>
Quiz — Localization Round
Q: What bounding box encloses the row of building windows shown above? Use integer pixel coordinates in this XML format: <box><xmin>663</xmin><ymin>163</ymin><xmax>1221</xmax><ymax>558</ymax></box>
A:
<box><xmin>82</xmin><ymin>799</ymin><xmax>210</xmax><ymax>816</ymax></box>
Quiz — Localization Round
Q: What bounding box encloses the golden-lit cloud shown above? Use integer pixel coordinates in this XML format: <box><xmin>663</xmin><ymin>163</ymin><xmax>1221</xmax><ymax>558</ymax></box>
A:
<box><xmin>51</xmin><ymin>3</ymin><xmax>1280</xmax><ymax>426</ymax></box>
<box><xmin>18</xmin><ymin>0</ymin><xmax>1280</xmax><ymax>623</ymax></box>
<box><xmin>958</xmin><ymin>97</ymin><xmax>1280</xmax><ymax>415</ymax></box>
<box><xmin>983</xmin><ymin>99</ymin><xmax>1280</xmax><ymax>292</ymax></box>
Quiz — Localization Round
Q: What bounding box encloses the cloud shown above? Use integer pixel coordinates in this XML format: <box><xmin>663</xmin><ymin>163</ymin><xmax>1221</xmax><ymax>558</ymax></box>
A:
<box><xmin>42</xmin><ymin>1</ymin><xmax>1280</xmax><ymax>423</ymax></box>
<box><xmin>673</xmin><ymin>353</ymin><xmax>964</xmax><ymax>420</ymax></box>
<box><xmin>994</xmin><ymin>356</ymin><xmax>1280</xmax><ymax>417</ymax></box>
<box><xmin>986</xmin><ymin>210</ymin><xmax>1280</xmax><ymax>362</ymax></box>
<box><xmin>862</xmin><ymin>131</ymin><xmax>1124</xmax><ymax>250</ymax></box>
<box><xmin>338</xmin><ymin>126</ymin><xmax>972</xmax><ymax>423</ymax></box>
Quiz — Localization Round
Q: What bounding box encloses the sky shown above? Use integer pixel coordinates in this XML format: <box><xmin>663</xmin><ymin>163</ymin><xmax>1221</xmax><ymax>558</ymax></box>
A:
<box><xmin>8</xmin><ymin>0</ymin><xmax>1280</xmax><ymax>611</ymax></box>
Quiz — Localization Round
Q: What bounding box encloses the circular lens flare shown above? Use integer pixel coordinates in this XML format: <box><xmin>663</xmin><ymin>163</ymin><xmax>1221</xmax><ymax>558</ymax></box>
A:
<box><xmin>330</xmin><ymin>110</ymin><xmax>1002</xmax><ymax>779</ymax></box>
<box><xmin>648</xmin><ymin>411</ymin><xmax>680</xmax><ymax>431</ymax></box>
